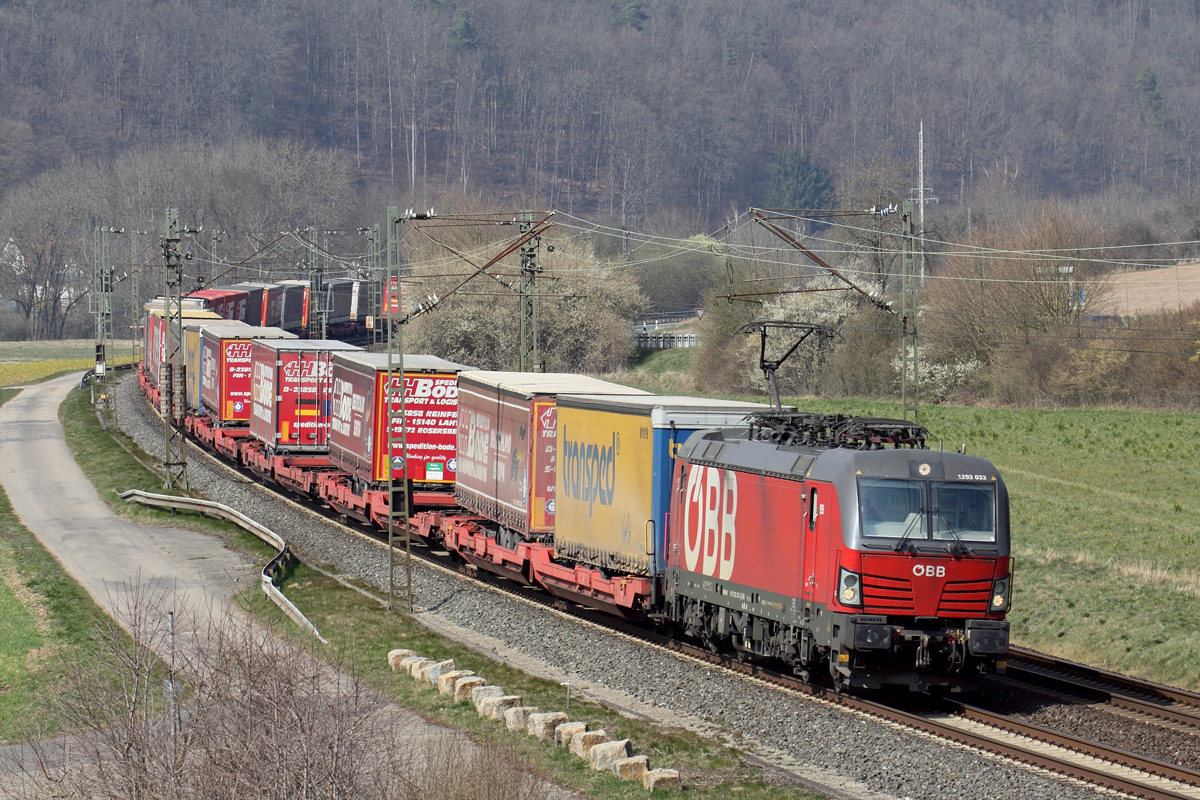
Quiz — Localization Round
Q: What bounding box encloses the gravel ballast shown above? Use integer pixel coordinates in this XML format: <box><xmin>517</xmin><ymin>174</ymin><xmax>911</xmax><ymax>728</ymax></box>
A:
<box><xmin>114</xmin><ymin>376</ymin><xmax>1108</xmax><ymax>800</ymax></box>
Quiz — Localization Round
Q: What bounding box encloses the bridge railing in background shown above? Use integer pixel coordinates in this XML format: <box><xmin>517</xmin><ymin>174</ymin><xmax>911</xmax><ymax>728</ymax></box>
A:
<box><xmin>635</xmin><ymin>332</ymin><xmax>699</xmax><ymax>349</ymax></box>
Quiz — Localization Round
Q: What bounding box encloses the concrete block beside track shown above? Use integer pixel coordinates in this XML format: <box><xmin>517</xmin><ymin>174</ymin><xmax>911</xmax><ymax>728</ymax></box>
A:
<box><xmin>527</xmin><ymin>712</ymin><xmax>569</xmax><ymax>741</ymax></box>
<box><xmin>422</xmin><ymin>659</ymin><xmax>457</xmax><ymax>684</ymax></box>
<box><xmin>388</xmin><ymin>649</ymin><xmax>415</xmax><ymax>669</ymax></box>
<box><xmin>612</xmin><ymin>755</ymin><xmax>649</xmax><ymax>781</ymax></box>
<box><xmin>554</xmin><ymin>721</ymin><xmax>587</xmax><ymax>746</ymax></box>
<box><xmin>570</xmin><ymin>730</ymin><xmax>609</xmax><ymax>758</ymax></box>
<box><xmin>437</xmin><ymin>670</ymin><xmax>474</xmax><ymax>695</ymax></box>
<box><xmin>454</xmin><ymin>677</ymin><xmax>487</xmax><ymax>702</ymax></box>
<box><xmin>479</xmin><ymin>695</ymin><xmax>523</xmax><ymax>719</ymax></box>
<box><xmin>588</xmin><ymin>739</ymin><xmax>632</xmax><ymax>771</ymax></box>
<box><xmin>643</xmin><ymin>768</ymin><xmax>680</xmax><ymax>791</ymax></box>
<box><xmin>471</xmin><ymin>685</ymin><xmax>505</xmax><ymax>709</ymax></box>
<box><xmin>405</xmin><ymin>657</ymin><xmax>432</xmax><ymax>677</ymax></box>
<box><xmin>504</xmin><ymin>706</ymin><xmax>538</xmax><ymax>731</ymax></box>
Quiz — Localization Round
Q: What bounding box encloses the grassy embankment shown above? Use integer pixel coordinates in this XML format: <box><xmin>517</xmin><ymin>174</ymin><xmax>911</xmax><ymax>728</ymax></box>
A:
<box><xmin>617</xmin><ymin>349</ymin><xmax>1200</xmax><ymax>690</ymax></box>
<box><xmin>64</xmin><ymin>375</ymin><xmax>819</xmax><ymax>799</ymax></box>
<box><xmin>0</xmin><ymin>340</ymin><xmax>137</xmax><ymax>388</ymax></box>
<box><xmin>0</xmin><ymin>389</ymin><xmax>142</xmax><ymax>741</ymax></box>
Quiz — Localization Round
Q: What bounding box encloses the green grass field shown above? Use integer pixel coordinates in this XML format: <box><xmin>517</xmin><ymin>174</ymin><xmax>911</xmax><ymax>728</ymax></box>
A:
<box><xmin>0</xmin><ymin>339</ymin><xmax>137</xmax><ymax>388</ymax></box>
<box><xmin>616</xmin><ymin>350</ymin><xmax>1200</xmax><ymax>689</ymax></box>
<box><xmin>0</xmin><ymin>340</ymin><xmax>135</xmax><ymax>362</ymax></box>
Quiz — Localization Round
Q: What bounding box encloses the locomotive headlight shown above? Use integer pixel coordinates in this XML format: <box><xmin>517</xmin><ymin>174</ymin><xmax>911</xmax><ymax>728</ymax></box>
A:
<box><xmin>990</xmin><ymin>575</ymin><xmax>1011</xmax><ymax>611</ymax></box>
<box><xmin>839</xmin><ymin>568</ymin><xmax>862</xmax><ymax>606</ymax></box>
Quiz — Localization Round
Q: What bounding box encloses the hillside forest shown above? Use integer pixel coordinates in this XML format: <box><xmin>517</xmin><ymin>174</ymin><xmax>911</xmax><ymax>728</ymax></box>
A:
<box><xmin>2</xmin><ymin>0</ymin><xmax>1200</xmax><ymax>408</ymax></box>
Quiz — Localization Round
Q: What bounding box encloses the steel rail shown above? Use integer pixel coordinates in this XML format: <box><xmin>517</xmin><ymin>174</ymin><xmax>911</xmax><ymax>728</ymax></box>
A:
<box><xmin>1009</xmin><ymin>646</ymin><xmax>1200</xmax><ymax>713</ymax></box>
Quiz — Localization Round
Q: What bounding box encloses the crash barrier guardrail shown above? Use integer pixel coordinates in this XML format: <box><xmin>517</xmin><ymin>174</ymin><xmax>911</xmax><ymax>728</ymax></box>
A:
<box><xmin>118</xmin><ymin>490</ymin><xmax>327</xmax><ymax>643</ymax></box>
<box><xmin>80</xmin><ymin>361</ymin><xmax>137</xmax><ymax>389</ymax></box>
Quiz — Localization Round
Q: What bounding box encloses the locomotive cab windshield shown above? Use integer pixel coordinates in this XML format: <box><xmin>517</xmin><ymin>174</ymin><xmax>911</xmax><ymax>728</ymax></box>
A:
<box><xmin>834</xmin><ymin>447</ymin><xmax>1010</xmax><ymax>556</ymax></box>
<box><xmin>858</xmin><ymin>478</ymin><xmax>999</xmax><ymax>549</ymax></box>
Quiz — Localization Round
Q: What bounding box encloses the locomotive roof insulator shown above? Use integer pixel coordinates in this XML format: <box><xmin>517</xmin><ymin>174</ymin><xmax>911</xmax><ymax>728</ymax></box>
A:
<box><xmin>744</xmin><ymin>412</ymin><xmax>929</xmax><ymax>451</ymax></box>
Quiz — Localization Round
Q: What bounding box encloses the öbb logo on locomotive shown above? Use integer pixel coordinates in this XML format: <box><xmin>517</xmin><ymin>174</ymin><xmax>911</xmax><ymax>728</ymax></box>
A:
<box><xmin>912</xmin><ymin>564</ymin><xmax>947</xmax><ymax>577</ymax></box>
<box><xmin>682</xmin><ymin>465</ymin><xmax>736</xmax><ymax>580</ymax></box>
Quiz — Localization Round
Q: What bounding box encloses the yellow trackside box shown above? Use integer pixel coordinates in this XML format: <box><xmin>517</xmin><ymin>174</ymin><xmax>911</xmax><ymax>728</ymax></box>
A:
<box><xmin>554</xmin><ymin>395</ymin><xmax>777</xmax><ymax>576</ymax></box>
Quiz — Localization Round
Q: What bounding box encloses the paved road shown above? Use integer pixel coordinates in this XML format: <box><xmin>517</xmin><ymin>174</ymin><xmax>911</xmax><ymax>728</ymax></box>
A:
<box><xmin>0</xmin><ymin>373</ymin><xmax>255</xmax><ymax>626</ymax></box>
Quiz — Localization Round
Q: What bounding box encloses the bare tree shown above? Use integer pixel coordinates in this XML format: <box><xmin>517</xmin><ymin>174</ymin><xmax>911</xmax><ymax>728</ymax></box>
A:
<box><xmin>19</xmin><ymin>583</ymin><xmax>550</xmax><ymax>800</ymax></box>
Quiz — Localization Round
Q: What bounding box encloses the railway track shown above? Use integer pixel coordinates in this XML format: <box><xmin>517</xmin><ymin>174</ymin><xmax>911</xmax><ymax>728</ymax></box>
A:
<box><xmin>171</xmin><ymin>412</ymin><xmax>1200</xmax><ymax>800</ymax></box>
<box><xmin>1005</xmin><ymin>647</ymin><xmax>1200</xmax><ymax>732</ymax></box>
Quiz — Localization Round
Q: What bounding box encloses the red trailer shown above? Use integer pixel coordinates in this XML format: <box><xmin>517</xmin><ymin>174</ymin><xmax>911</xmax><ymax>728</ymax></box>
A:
<box><xmin>454</xmin><ymin>372</ymin><xmax>648</xmax><ymax>538</ymax></box>
<box><xmin>228</xmin><ymin>282</ymin><xmax>282</xmax><ymax>327</ymax></box>
<box><xmin>185</xmin><ymin>288</ymin><xmax>249</xmax><ymax>322</ymax></box>
<box><xmin>248</xmin><ymin>339</ymin><xmax>361</xmax><ymax>452</ymax></box>
<box><xmin>328</xmin><ymin>352</ymin><xmax>474</xmax><ymax>485</ymax></box>
<box><xmin>200</xmin><ymin>326</ymin><xmax>297</xmax><ymax>422</ymax></box>
<box><xmin>319</xmin><ymin>353</ymin><xmax>474</xmax><ymax>525</ymax></box>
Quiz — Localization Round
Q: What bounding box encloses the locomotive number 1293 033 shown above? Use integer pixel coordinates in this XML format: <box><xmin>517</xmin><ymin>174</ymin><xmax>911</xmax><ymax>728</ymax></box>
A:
<box><xmin>957</xmin><ymin>474</ymin><xmax>989</xmax><ymax>480</ymax></box>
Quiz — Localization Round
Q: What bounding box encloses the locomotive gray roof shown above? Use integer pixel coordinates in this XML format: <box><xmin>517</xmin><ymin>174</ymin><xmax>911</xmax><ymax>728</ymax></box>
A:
<box><xmin>678</xmin><ymin>428</ymin><xmax>1001</xmax><ymax>484</ymax></box>
<box><xmin>458</xmin><ymin>371</ymin><xmax>651</xmax><ymax>398</ymax></box>
<box><xmin>333</xmin><ymin>351</ymin><xmax>475</xmax><ymax>373</ymax></box>
<box><xmin>558</xmin><ymin>394</ymin><xmax>782</xmax><ymax>428</ymax></box>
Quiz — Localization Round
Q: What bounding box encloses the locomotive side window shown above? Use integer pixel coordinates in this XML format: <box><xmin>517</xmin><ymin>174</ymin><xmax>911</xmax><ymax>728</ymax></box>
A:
<box><xmin>932</xmin><ymin>483</ymin><xmax>996</xmax><ymax>542</ymax></box>
<box><xmin>858</xmin><ymin>479</ymin><xmax>926</xmax><ymax>539</ymax></box>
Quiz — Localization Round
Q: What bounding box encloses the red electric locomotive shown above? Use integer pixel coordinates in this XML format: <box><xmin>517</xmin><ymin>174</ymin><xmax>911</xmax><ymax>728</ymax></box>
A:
<box><xmin>664</xmin><ymin>413</ymin><xmax>1011</xmax><ymax>692</ymax></box>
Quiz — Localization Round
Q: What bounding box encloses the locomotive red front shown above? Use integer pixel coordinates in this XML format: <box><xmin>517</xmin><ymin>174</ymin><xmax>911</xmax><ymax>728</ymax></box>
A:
<box><xmin>664</xmin><ymin>413</ymin><xmax>1011</xmax><ymax>692</ymax></box>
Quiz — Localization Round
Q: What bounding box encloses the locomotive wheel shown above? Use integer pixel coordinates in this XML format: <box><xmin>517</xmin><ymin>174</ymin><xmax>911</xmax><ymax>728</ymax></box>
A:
<box><xmin>796</xmin><ymin>668</ymin><xmax>812</xmax><ymax>684</ymax></box>
<box><xmin>830</xmin><ymin>659</ymin><xmax>847</xmax><ymax>693</ymax></box>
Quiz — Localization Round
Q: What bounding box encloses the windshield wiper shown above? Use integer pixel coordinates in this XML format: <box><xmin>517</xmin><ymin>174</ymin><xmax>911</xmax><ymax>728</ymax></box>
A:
<box><xmin>934</xmin><ymin>507</ymin><xmax>968</xmax><ymax>556</ymax></box>
<box><xmin>893</xmin><ymin>506</ymin><xmax>925</xmax><ymax>553</ymax></box>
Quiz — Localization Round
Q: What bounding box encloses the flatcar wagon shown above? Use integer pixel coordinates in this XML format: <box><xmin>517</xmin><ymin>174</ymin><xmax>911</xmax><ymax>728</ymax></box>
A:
<box><xmin>664</xmin><ymin>413</ymin><xmax>1011</xmax><ymax>692</ymax></box>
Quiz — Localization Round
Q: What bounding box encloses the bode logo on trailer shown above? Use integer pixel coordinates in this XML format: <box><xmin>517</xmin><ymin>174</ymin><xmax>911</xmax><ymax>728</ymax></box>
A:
<box><xmin>683</xmin><ymin>465</ymin><xmax>738</xmax><ymax>580</ymax></box>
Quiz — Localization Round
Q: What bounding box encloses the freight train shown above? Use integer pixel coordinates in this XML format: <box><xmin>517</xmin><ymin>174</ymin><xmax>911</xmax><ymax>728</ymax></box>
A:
<box><xmin>137</xmin><ymin>312</ymin><xmax>1011</xmax><ymax>693</ymax></box>
<box><xmin>142</xmin><ymin>278</ymin><xmax>372</xmax><ymax>345</ymax></box>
